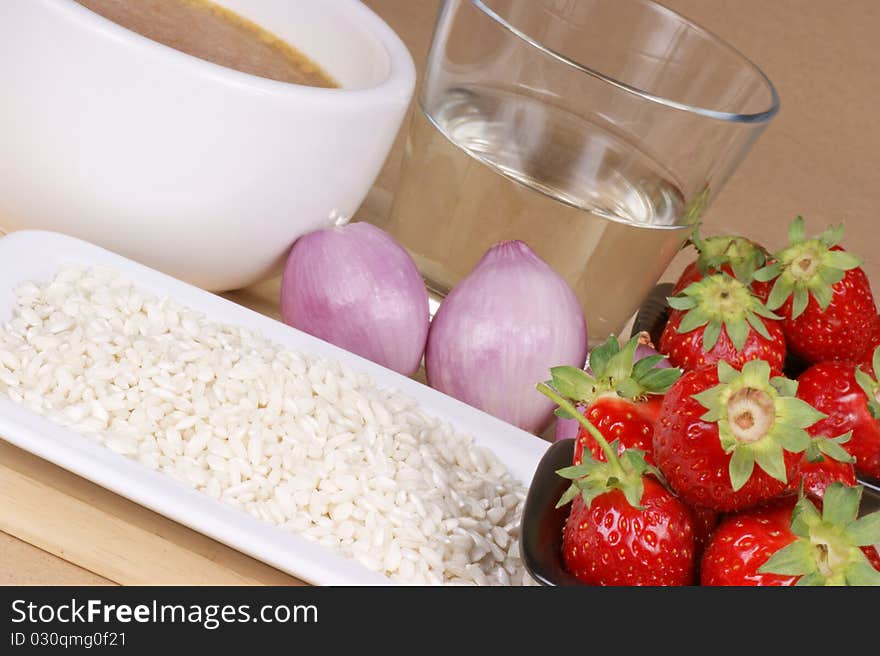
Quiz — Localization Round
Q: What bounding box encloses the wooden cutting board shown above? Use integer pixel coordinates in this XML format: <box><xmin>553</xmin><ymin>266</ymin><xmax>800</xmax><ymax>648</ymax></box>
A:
<box><xmin>0</xmin><ymin>441</ymin><xmax>304</xmax><ymax>586</ymax></box>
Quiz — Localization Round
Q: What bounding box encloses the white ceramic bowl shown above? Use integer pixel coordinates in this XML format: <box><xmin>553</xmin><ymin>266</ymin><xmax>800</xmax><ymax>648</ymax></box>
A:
<box><xmin>0</xmin><ymin>0</ymin><xmax>416</xmax><ymax>291</ymax></box>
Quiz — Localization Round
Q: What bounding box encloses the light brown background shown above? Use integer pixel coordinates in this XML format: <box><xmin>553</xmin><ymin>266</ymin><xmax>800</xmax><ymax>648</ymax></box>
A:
<box><xmin>4</xmin><ymin>0</ymin><xmax>879</xmax><ymax>584</ymax></box>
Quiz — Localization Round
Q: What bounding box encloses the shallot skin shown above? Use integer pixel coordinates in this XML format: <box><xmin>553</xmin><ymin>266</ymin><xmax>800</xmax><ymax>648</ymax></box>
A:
<box><xmin>426</xmin><ymin>240</ymin><xmax>587</xmax><ymax>434</ymax></box>
<box><xmin>280</xmin><ymin>222</ymin><xmax>429</xmax><ymax>376</ymax></box>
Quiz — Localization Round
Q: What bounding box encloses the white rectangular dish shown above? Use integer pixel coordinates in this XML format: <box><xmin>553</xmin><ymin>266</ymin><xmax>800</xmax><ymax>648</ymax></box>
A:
<box><xmin>0</xmin><ymin>230</ymin><xmax>550</xmax><ymax>586</ymax></box>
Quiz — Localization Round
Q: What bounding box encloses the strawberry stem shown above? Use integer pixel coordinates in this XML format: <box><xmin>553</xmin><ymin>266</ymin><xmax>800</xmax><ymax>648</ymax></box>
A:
<box><xmin>537</xmin><ymin>382</ymin><xmax>622</xmax><ymax>475</ymax></box>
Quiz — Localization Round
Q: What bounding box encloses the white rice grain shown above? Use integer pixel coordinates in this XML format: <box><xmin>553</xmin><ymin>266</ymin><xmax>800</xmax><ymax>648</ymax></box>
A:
<box><xmin>0</xmin><ymin>265</ymin><xmax>534</xmax><ymax>586</ymax></box>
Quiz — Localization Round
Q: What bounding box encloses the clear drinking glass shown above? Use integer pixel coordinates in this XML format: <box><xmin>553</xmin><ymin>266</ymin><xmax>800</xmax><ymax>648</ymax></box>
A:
<box><xmin>373</xmin><ymin>0</ymin><xmax>779</xmax><ymax>344</ymax></box>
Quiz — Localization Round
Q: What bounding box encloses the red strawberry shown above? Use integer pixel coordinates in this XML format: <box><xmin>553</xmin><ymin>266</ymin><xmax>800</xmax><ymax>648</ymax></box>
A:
<box><xmin>857</xmin><ymin>314</ymin><xmax>880</xmax><ymax>372</ymax></box>
<box><xmin>789</xmin><ymin>454</ymin><xmax>857</xmax><ymax>500</ymax></box>
<box><xmin>653</xmin><ymin>360</ymin><xmax>823</xmax><ymax>512</ymax></box>
<box><xmin>548</xmin><ymin>335</ymin><xmax>680</xmax><ymax>467</ymax></box>
<box><xmin>660</xmin><ymin>273</ymin><xmax>786</xmax><ymax>375</ymax></box>
<box><xmin>703</xmin><ymin>497</ymin><xmax>799</xmax><ymax>586</ymax></box>
<box><xmin>787</xmin><ymin>404</ymin><xmax>858</xmax><ymax>499</ymax></box>
<box><xmin>577</xmin><ymin>398</ymin><xmax>657</xmax><ymax>466</ymax></box>
<box><xmin>691</xmin><ymin>505</ymin><xmax>720</xmax><ymax>567</ymax></box>
<box><xmin>561</xmin><ymin>478</ymin><xmax>696</xmax><ymax>586</ymax></box>
<box><xmin>755</xmin><ymin>216</ymin><xmax>876</xmax><ymax>363</ymax></box>
<box><xmin>796</xmin><ymin>354</ymin><xmax>880</xmax><ymax>481</ymax></box>
<box><xmin>634</xmin><ymin>394</ymin><xmax>665</xmax><ymax>425</ymax></box>
<box><xmin>672</xmin><ymin>228</ymin><xmax>770</xmax><ymax>295</ymax></box>
<box><xmin>538</xmin><ymin>379</ymin><xmax>696</xmax><ymax>586</ymax></box>
<box><xmin>701</xmin><ymin>483</ymin><xmax>880</xmax><ymax>586</ymax></box>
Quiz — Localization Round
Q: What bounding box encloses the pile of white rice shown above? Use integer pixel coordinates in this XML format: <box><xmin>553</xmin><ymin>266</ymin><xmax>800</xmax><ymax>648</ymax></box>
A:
<box><xmin>0</xmin><ymin>265</ymin><xmax>532</xmax><ymax>585</ymax></box>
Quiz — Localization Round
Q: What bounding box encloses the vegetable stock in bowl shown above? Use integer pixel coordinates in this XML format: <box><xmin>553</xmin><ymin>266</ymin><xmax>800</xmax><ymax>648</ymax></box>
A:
<box><xmin>75</xmin><ymin>0</ymin><xmax>337</xmax><ymax>87</ymax></box>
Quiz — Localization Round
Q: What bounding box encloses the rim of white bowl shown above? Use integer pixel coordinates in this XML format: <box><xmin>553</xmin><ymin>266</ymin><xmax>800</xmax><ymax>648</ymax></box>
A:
<box><xmin>49</xmin><ymin>0</ymin><xmax>416</xmax><ymax>103</ymax></box>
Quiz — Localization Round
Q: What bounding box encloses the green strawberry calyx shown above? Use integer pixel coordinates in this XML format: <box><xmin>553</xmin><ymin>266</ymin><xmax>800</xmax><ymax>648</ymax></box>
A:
<box><xmin>693</xmin><ymin>360</ymin><xmax>830</xmax><ymax>491</ymax></box>
<box><xmin>691</xmin><ymin>225</ymin><xmax>768</xmax><ymax>283</ymax></box>
<box><xmin>758</xmin><ymin>483</ymin><xmax>880</xmax><ymax>585</ymax></box>
<box><xmin>547</xmin><ymin>334</ymin><xmax>681</xmax><ymax>409</ymax></box>
<box><xmin>667</xmin><ymin>273</ymin><xmax>780</xmax><ymax>353</ymax></box>
<box><xmin>754</xmin><ymin>216</ymin><xmax>862</xmax><ymax>319</ymax></box>
<box><xmin>554</xmin><ymin>444</ymin><xmax>656</xmax><ymax>512</ymax></box>
<box><xmin>803</xmin><ymin>432</ymin><xmax>855</xmax><ymax>465</ymax></box>
<box><xmin>854</xmin><ymin>345</ymin><xmax>880</xmax><ymax>420</ymax></box>
<box><xmin>536</xmin><ymin>380</ymin><xmax>662</xmax><ymax>511</ymax></box>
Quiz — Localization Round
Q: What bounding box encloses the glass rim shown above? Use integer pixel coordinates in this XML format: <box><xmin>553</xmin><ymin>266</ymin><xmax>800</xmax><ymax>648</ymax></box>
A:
<box><xmin>470</xmin><ymin>0</ymin><xmax>781</xmax><ymax>124</ymax></box>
